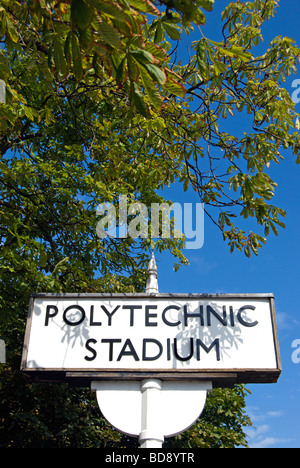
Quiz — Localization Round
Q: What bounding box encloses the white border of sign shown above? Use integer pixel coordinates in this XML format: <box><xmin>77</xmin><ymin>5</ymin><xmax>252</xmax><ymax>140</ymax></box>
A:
<box><xmin>21</xmin><ymin>293</ymin><xmax>281</xmax><ymax>387</ymax></box>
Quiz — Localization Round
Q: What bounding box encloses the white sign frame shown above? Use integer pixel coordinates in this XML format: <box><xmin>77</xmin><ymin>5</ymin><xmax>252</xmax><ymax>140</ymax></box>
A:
<box><xmin>21</xmin><ymin>293</ymin><xmax>281</xmax><ymax>386</ymax></box>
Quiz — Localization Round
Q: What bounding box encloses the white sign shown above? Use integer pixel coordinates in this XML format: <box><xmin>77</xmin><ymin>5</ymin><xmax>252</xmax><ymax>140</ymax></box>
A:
<box><xmin>21</xmin><ymin>293</ymin><xmax>281</xmax><ymax>385</ymax></box>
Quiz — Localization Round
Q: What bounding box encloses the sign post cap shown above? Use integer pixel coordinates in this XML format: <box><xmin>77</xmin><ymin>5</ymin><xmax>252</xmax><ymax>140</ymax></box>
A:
<box><xmin>146</xmin><ymin>252</ymin><xmax>158</xmax><ymax>294</ymax></box>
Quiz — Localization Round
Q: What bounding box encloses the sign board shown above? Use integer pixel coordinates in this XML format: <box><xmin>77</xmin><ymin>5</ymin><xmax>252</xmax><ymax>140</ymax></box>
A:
<box><xmin>21</xmin><ymin>293</ymin><xmax>281</xmax><ymax>386</ymax></box>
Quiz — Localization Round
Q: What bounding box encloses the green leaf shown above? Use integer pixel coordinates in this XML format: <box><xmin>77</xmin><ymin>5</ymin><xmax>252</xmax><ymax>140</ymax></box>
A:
<box><xmin>71</xmin><ymin>32</ymin><xmax>83</xmax><ymax>80</ymax></box>
<box><xmin>5</xmin><ymin>17</ymin><xmax>18</xmax><ymax>43</ymax></box>
<box><xmin>39</xmin><ymin>250</ymin><xmax>47</xmax><ymax>268</ymax></box>
<box><xmin>0</xmin><ymin>50</ymin><xmax>9</xmax><ymax>78</ymax></box>
<box><xmin>131</xmin><ymin>49</ymin><xmax>167</xmax><ymax>85</ymax></box>
<box><xmin>53</xmin><ymin>36</ymin><xmax>67</xmax><ymax>80</ymax></box>
<box><xmin>212</xmin><ymin>58</ymin><xmax>226</xmax><ymax>75</ymax></box>
<box><xmin>64</xmin><ymin>32</ymin><xmax>72</xmax><ymax>65</ymax></box>
<box><xmin>142</xmin><ymin>63</ymin><xmax>166</xmax><ymax>85</ymax></box>
<box><xmin>131</xmin><ymin>82</ymin><xmax>149</xmax><ymax>117</ymax></box>
<box><xmin>198</xmin><ymin>0</ymin><xmax>214</xmax><ymax>12</ymax></box>
<box><xmin>131</xmin><ymin>49</ymin><xmax>155</xmax><ymax>64</ymax></box>
<box><xmin>71</xmin><ymin>0</ymin><xmax>93</xmax><ymax>30</ymax></box>
<box><xmin>229</xmin><ymin>45</ymin><xmax>252</xmax><ymax>62</ymax></box>
<box><xmin>154</xmin><ymin>21</ymin><xmax>164</xmax><ymax>43</ymax></box>
<box><xmin>264</xmin><ymin>222</ymin><xmax>270</xmax><ymax>236</ymax></box>
<box><xmin>183</xmin><ymin>178</ymin><xmax>189</xmax><ymax>192</ymax></box>
<box><xmin>193</xmin><ymin>8</ymin><xmax>206</xmax><ymax>25</ymax></box>
<box><xmin>128</xmin><ymin>0</ymin><xmax>160</xmax><ymax>15</ymax></box>
<box><xmin>196</xmin><ymin>38</ymin><xmax>208</xmax><ymax>78</ymax></box>
<box><xmin>53</xmin><ymin>257</ymin><xmax>70</xmax><ymax>274</ymax></box>
<box><xmin>0</xmin><ymin>10</ymin><xmax>7</xmax><ymax>37</ymax></box>
<box><xmin>162</xmin><ymin>21</ymin><xmax>181</xmax><ymax>40</ymax></box>
<box><xmin>207</xmin><ymin>39</ymin><xmax>252</xmax><ymax>62</ymax></box>
<box><xmin>145</xmin><ymin>41</ymin><xmax>168</xmax><ymax>61</ymax></box>
<box><xmin>116</xmin><ymin>56</ymin><xmax>127</xmax><ymax>84</ymax></box>
<box><xmin>98</xmin><ymin>21</ymin><xmax>122</xmax><ymax>49</ymax></box>
<box><xmin>140</xmin><ymin>67</ymin><xmax>162</xmax><ymax>109</ymax></box>
<box><xmin>244</xmin><ymin>246</ymin><xmax>251</xmax><ymax>258</ymax></box>
<box><xmin>85</xmin><ymin>0</ymin><xmax>128</xmax><ymax>22</ymax></box>
<box><xmin>164</xmin><ymin>77</ymin><xmax>186</xmax><ymax>98</ymax></box>
<box><xmin>270</xmin><ymin>221</ymin><xmax>279</xmax><ymax>236</ymax></box>
<box><xmin>127</xmin><ymin>53</ymin><xmax>139</xmax><ymax>81</ymax></box>
<box><xmin>23</xmin><ymin>105</ymin><xmax>40</xmax><ymax>122</ymax></box>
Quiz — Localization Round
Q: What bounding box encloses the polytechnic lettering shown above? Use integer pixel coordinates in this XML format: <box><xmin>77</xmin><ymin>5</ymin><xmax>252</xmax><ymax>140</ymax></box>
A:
<box><xmin>43</xmin><ymin>302</ymin><xmax>258</xmax><ymax>365</ymax></box>
<box><xmin>45</xmin><ymin>303</ymin><xmax>258</xmax><ymax>328</ymax></box>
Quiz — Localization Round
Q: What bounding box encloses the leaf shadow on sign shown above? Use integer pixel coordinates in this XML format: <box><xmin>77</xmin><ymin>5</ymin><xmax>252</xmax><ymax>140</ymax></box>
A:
<box><xmin>59</xmin><ymin>304</ymin><xmax>91</xmax><ymax>367</ymax></box>
<box><xmin>31</xmin><ymin>300</ymin><xmax>92</xmax><ymax>369</ymax></box>
<box><xmin>60</xmin><ymin>309</ymin><xmax>90</xmax><ymax>348</ymax></box>
<box><xmin>167</xmin><ymin>299</ymin><xmax>244</xmax><ymax>369</ymax></box>
<box><xmin>22</xmin><ymin>299</ymin><xmax>45</xmax><ymax>370</ymax></box>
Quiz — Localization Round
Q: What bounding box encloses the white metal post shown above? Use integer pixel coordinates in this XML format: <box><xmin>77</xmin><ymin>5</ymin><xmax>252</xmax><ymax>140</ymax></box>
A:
<box><xmin>139</xmin><ymin>254</ymin><xmax>164</xmax><ymax>448</ymax></box>
<box><xmin>139</xmin><ymin>379</ymin><xmax>164</xmax><ymax>448</ymax></box>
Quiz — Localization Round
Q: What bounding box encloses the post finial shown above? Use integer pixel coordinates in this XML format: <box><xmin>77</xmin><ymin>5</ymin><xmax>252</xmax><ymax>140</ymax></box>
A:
<box><xmin>146</xmin><ymin>252</ymin><xmax>158</xmax><ymax>294</ymax></box>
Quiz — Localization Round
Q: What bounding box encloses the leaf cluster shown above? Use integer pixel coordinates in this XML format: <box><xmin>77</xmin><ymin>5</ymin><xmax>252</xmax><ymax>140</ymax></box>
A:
<box><xmin>0</xmin><ymin>0</ymin><xmax>203</xmax><ymax>117</ymax></box>
<box><xmin>170</xmin><ymin>0</ymin><xmax>300</xmax><ymax>256</ymax></box>
<box><xmin>166</xmin><ymin>385</ymin><xmax>252</xmax><ymax>448</ymax></box>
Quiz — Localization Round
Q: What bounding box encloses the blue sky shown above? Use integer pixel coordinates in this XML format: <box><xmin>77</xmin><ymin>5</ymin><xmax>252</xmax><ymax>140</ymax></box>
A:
<box><xmin>154</xmin><ymin>1</ymin><xmax>300</xmax><ymax>448</ymax></box>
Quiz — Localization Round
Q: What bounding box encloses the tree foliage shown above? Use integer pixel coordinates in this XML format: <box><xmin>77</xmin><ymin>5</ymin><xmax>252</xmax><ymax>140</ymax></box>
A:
<box><xmin>0</xmin><ymin>0</ymin><xmax>299</xmax><ymax>448</ymax></box>
<box><xmin>166</xmin><ymin>385</ymin><xmax>252</xmax><ymax>449</ymax></box>
<box><xmin>0</xmin><ymin>0</ymin><xmax>299</xmax><ymax>256</ymax></box>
